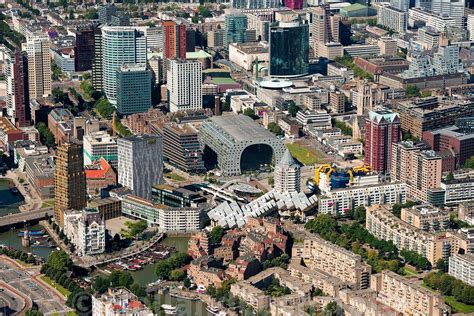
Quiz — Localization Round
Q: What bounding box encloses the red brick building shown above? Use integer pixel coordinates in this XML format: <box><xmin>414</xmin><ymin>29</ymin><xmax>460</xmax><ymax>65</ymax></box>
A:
<box><xmin>85</xmin><ymin>158</ymin><xmax>117</xmax><ymax>196</ymax></box>
<box><xmin>364</xmin><ymin>109</ymin><xmax>400</xmax><ymax>174</ymax></box>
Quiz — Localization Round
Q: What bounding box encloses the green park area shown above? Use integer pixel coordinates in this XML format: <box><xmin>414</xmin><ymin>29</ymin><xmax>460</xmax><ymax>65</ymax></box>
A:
<box><xmin>286</xmin><ymin>143</ymin><xmax>324</xmax><ymax>165</ymax></box>
<box><xmin>40</xmin><ymin>275</ymin><xmax>71</xmax><ymax>297</ymax></box>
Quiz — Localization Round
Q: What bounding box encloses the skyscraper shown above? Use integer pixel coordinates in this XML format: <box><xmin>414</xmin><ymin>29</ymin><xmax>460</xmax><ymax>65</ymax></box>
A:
<box><xmin>167</xmin><ymin>59</ymin><xmax>202</xmax><ymax>113</ymax></box>
<box><xmin>24</xmin><ymin>34</ymin><xmax>51</xmax><ymax>100</ymax></box>
<box><xmin>224</xmin><ymin>14</ymin><xmax>248</xmax><ymax>50</ymax></box>
<box><xmin>364</xmin><ymin>109</ymin><xmax>401</xmax><ymax>174</ymax></box>
<box><xmin>274</xmin><ymin>149</ymin><xmax>301</xmax><ymax>193</ymax></box>
<box><xmin>98</xmin><ymin>4</ymin><xmax>117</xmax><ymax>25</ymax></box>
<box><xmin>162</xmin><ymin>20</ymin><xmax>187</xmax><ymax>60</ymax></box>
<box><xmin>117</xmin><ymin>135</ymin><xmax>163</xmax><ymax>200</ymax></box>
<box><xmin>54</xmin><ymin>142</ymin><xmax>87</xmax><ymax>227</ymax></box>
<box><xmin>92</xmin><ymin>27</ymin><xmax>103</xmax><ymax>91</ymax></box>
<box><xmin>116</xmin><ymin>64</ymin><xmax>152</xmax><ymax>115</ymax></box>
<box><xmin>285</xmin><ymin>0</ymin><xmax>304</xmax><ymax>9</ymax></box>
<box><xmin>269</xmin><ymin>19</ymin><xmax>309</xmax><ymax>77</ymax></box>
<box><xmin>101</xmin><ymin>26</ymin><xmax>147</xmax><ymax>103</ymax></box>
<box><xmin>74</xmin><ymin>26</ymin><xmax>97</xmax><ymax>72</ymax></box>
<box><xmin>309</xmin><ymin>5</ymin><xmax>334</xmax><ymax>46</ymax></box>
<box><xmin>4</xmin><ymin>48</ymin><xmax>29</xmax><ymax>127</ymax></box>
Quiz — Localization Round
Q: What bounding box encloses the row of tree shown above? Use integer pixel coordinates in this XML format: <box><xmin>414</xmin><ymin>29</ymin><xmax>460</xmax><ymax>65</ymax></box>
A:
<box><xmin>0</xmin><ymin>246</ymin><xmax>37</xmax><ymax>264</ymax></box>
<box><xmin>305</xmin><ymin>214</ymin><xmax>432</xmax><ymax>272</ymax></box>
<box><xmin>40</xmin><ymin>250</ymin><xmax>93</xmax><ymax>313</ymax></box>
<box><xmin>424</xmin><ymin>271</ymin><xmax>474</xmax><ymax>305</ymax></box>
<box><xmin>155</xmin><ymin>252</ymin><xmax>190</xmax><ymax>280</ymax></box>
<box><xmin>93</xmin><ymin>270</ymin><xmax>146</xmax><ymax>298</ymax></box>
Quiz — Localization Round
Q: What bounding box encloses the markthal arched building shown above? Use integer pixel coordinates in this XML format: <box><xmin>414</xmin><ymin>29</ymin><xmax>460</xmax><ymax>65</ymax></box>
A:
<box><xmin>269</xmin><ymin>16</ymin><xmax>309</xmax><ymax>78</ymax></box>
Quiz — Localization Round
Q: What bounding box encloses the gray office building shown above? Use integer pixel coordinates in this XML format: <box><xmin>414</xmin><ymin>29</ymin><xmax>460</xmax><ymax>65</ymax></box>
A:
<box><xmin>116</xmin><ymin>64</ymin><xmax>152</xmax><ymax>115</ymax></box>
<box><xmin>117</xmin><ymin>135</ymin><xmax>163</xmax><ymax>200</ymax></box>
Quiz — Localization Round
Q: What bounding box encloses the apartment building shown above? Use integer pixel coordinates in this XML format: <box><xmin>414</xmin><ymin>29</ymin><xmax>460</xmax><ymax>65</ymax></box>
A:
<box><xmin>121</xmin><ymin>195</ymin><xmax>206</xmax><ymax>233</ymax></box>
<box><xmin>449</xmin><ymin>254</ymin><xmax>474</xmax><ymax>286</ymax></box>
<box><xmin>288</xmin><ymin>258</ymin><xmax>347</xmax><ymax>297</ymax></box>
<box><xmin>395</xmin><ymin>97</ymin><xmax>474</xmax><ymax>140</ymax></box>
<box><xmin>440</xmin><ymin>173</ymin><xmax>474</xmax><ymax>205</ymax></box>
<box><xmin>391</xmin><ymin>141</ymin><xmax>442</xmax><ymax>203</ymax></box>
<box><xmin>318</xmin><ymin>182</ymin><xmax>407</xmax><ymax>215</ymax></box>
<box><xmin>371</xmin><ymin>271</ymin><xmax>450</xmax><ymax>316</ymax></box>
<box><xmin>400</xmin><ymin>204</ymin><xmax>449</xmax><ymax>232</ymax></box>
<box><xmin>92</xmin><ymin>288</ymin><xmax>153</xmax><ymax>316</ymax></box>
<box><xmin>298</xmin><ymin>234</ymin><xmax>371</xmax><ymax>290</ymax></box>
<box><xmin>366</xmin><ymin>204</ymin><xmax>443</xmax><ymax>264</ymax></box>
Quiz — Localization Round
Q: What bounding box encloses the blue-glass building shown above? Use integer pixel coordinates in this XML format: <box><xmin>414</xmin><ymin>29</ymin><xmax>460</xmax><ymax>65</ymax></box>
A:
<box><xmin>269</xmin><ymin>20</ymin><xmax>309</xmax><ymax>78</ymax></box>
<box><xmin>116</xmin><ymin>63</ymin><xmax>152</xmax><ymax>115</ymax></box>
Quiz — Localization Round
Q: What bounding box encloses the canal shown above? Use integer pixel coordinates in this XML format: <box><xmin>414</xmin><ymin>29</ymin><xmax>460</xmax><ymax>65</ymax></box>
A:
<box><xmin>0</xmin><ymin>179</ymin><xmax>24</xmax><ymax>217</ymax></box>
<box><xmin>0</xmin><ymin>194</ymin><xmax>210</xmax><ymax>316</ymax></box>
<box><xmin>129</xmin><ymin>236</ymin><xmax>211</xmax><ymax>315</ymax></box>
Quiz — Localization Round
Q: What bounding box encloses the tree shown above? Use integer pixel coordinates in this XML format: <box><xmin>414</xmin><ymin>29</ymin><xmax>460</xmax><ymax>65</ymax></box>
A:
<box><xmin>446</xmin><ymin>172</ymin><xmax>454</xmax><ymax>181</ymax></box>
<box><xmin>464</xmin><ymin>156</ymin><xmax>474</xmax><ymax>169</ymax></box>
<box><xmin>122</xmin><ymin>220</ymin><xmax>147</xmax><ymax>239</ymax></box>
<box><xmin>436</xmin><ymin>259</ymin><xmax>447</xmax><ymax>272</ymax></box>
<box><xmin>118</xmin><ymin>271</ymin><xmax>134</xmax><ymax>288</ymax></box>
<box><xmin>267</xmin><ymin>122</ymin><xmax>283</xmax><ymax>136</ymax></box>
<box><xmin>406</xmin><ymin>85</ymin><xmax>421</xmax><ymax>97</ymax></box>
<box><xmin>93</xmin><ymin>276</ymin><xmax>110</xmax><ymax>294</ymax></box>
<box><xmin>243</xmin><ymin>108</ymin><xmax>258</xmax><ymax>120</ymax></box>
<box><xmin>169</xmin><ymin>269</ymin><xmax>185</xmax><ymax>281</ymax></box>
<box><xmin>130</xmin><ymin>283</ymin><xmax>146</xmax><ymax>297</ymax></box>
<box><xmin>36</xmin><ymin>122</ymin><xmax>55</xmax><ymax>148</ymax></box>
<box><xmin>354</xmin><ymin>206</ymin><xmax>366</xmax><ymax>224</ymax></box>
<box><xmin>84</xmin><ymin>8</ymin><xmax>98</xmax><ymax>19</ymax></box>
<box><xmin>47</xmin><ymin>250</ymin><xmax>72</xmax><ymax>273</ymax></box>
<box><xmin>94</xmin><ymin>97</ymin><xmax>114</xmax><ymax>118</ymax></box>
<box><xmin>209</xmin><ymin>226</ymin><xmax>224</xmax><ymax>244</ymax></box>
<box><xmin>287</xmin><ymin>101</ymin><xmax>299</xmax><ymax>117</ymax></box>
<box><xmin>25</xmin><ymin>307</ymin><xmax>44</xmax><ymax>316</ymax></box>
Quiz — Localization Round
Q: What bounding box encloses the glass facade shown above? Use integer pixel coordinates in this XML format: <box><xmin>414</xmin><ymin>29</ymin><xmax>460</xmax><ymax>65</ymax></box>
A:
<box><xmin>116</xmin><ymin>65</ymin><xmax>152</xmax><ymax>115</ymax></box>
<box><xmin>269</xmin><ymin>21</ymin><xmax>309</xmax><ymax>77</ymax></box>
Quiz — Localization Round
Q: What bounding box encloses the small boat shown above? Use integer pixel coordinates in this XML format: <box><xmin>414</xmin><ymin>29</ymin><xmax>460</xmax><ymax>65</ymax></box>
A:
<box><xmin>161</xmin><ymin>304</ymin><xmax>177</xmax><ymax>315</ymax></box>
<box><xmin>10</xmin><ymin>187</ymin><xmax>19</xmax><ymax>194</ymax></box>
<box><xmin>18</xmin><ymin>230</ymin><xmax>45</xmax><ymax>237</ymax></box>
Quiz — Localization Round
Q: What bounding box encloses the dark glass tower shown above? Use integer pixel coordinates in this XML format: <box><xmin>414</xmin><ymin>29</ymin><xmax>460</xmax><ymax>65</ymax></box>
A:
<box><xmin>269</xmin><ymin>20</ymin><xmax>309</xmax><ymax>77</ymax></box>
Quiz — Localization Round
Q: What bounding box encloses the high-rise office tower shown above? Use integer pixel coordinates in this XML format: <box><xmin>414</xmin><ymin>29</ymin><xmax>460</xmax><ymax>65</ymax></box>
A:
<box><xmin>310</xmin><ymin>5</ymin><xmax>334</xmax><ymax>46</ymax></box>
<box><xmin>269</xmin><ymin>19</ymin><xmax>309</xmax><ymax>77</ymax></box>
<box><xmin>5</xmin><ymin>48</ymin><xmax>29</xmax><ymax>127</ymax></box>
<box><xmin>117</xmin><ymin>135</ymin><xmax>163</xmax><ymax>200</ymax></box>
<box><xmin>101</xmin><ymin>26</ymin><xmax>147</xmax><ymax>103</ymax></box>
<box><xmin>54</xmin><ymin>142</ymin><xmax>87</xmax><ymax>227</ymax></box>
<box><xmin>92</xmin><ymin>27</ymin><xmax>103</xmax><ymax>91</ymax></box>
<box><xmin>24</xmin><ymin>34</ymin><xmax>51</xmax><ymax>100</ymax></box>
<box><xmin>74</xmin><ymin>26</ymin><xmax>97</xmax><ymax>72</ymax></box>
<box><xmin>364</xmin><ymin>109</ymin><xmax>401</xmax><ymax>174</ymax></box>
<box><xmin>98</xmin><ymin>4</ymin><xmax>117</xmax><ymax>25</ymax></box>
<box><xmin>167</xmin><ymin>59</ymin><xmax>202</xmax><ymax>112</ymax></box>
<box><xmin>116</xmin><ymin>64</ymin><xmax>152</xmax><ymax>115</ymax></box>
<box><xmin>274</xmin><ymin>149</ymin><xmax>301</xmax><ymax>193</ymax></box>
<box><xmin>285</xmin><ymin>0</ymin><xmax>304</xmax><ymax>9</ymax></box>
<box><xmin>224</xmin><ymin>14</ymin><xmax>248</xmax><ymax>50</ymax></box>
<box><xmin>162</xmin><ymin>20</ymin><xmax>187</xmax><ymax>60</ymax></box>
<box><xmin>356</xmin><ymin>80</ymin><xmax>373</xmax><ymax>115</ymax></box>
